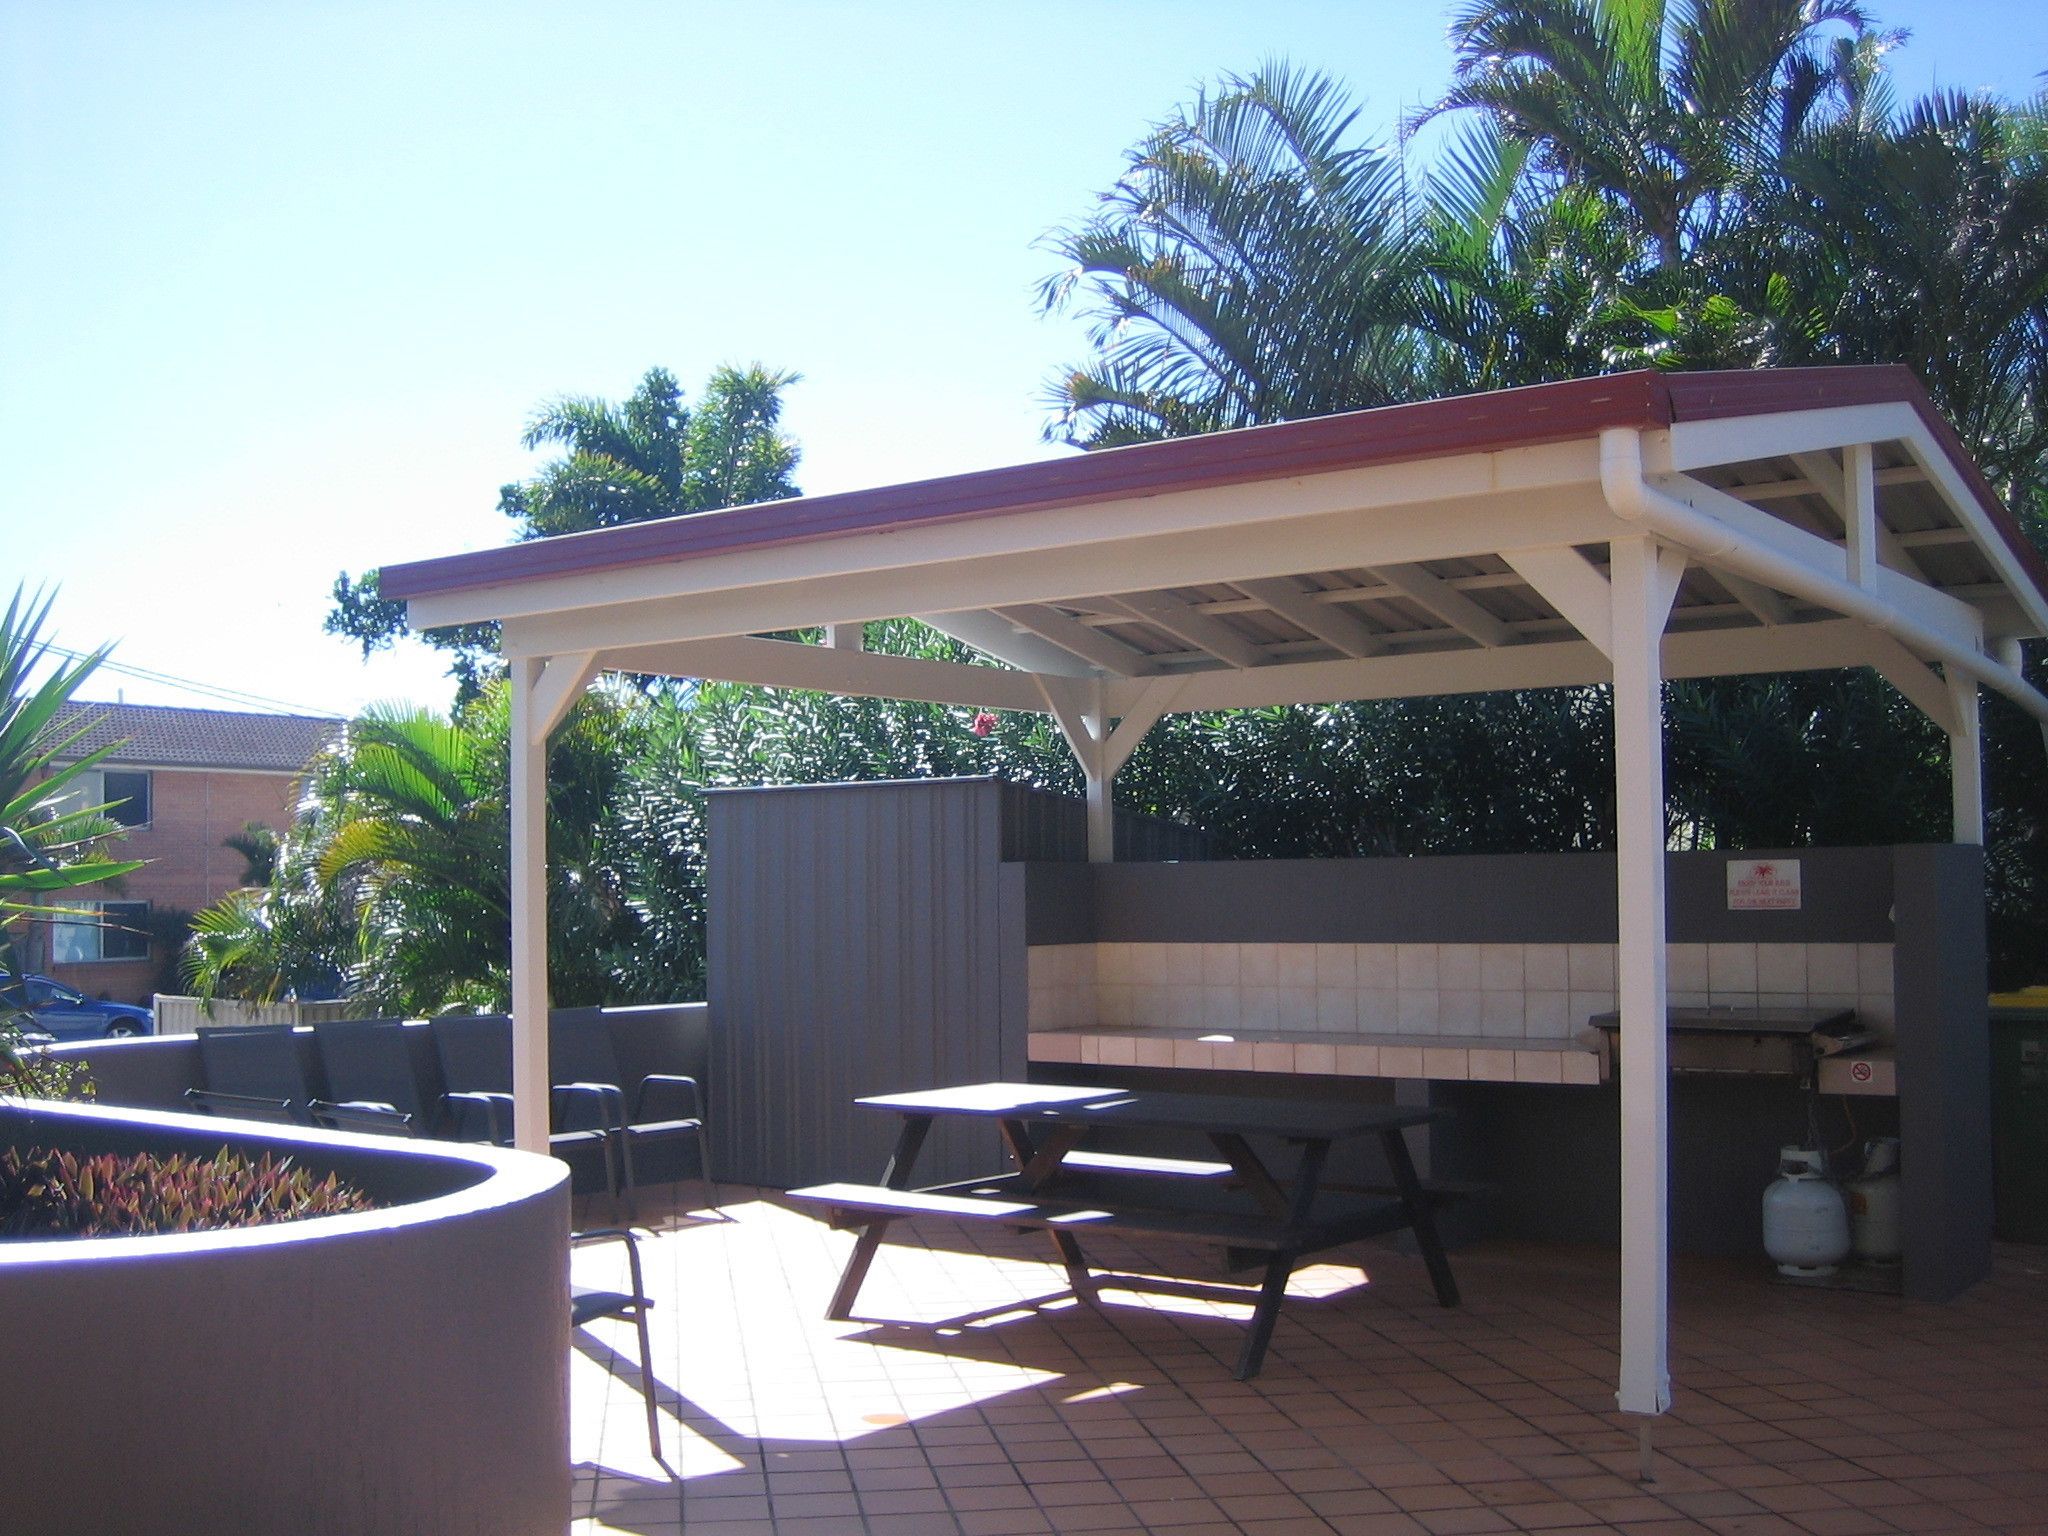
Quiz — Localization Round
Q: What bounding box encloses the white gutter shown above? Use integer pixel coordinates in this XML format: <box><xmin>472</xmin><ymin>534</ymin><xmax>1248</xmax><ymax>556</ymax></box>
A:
<box><xmin>1600</xmin><ymin>429</ymin><xmax>2048</xmax><ymax>730</ymax></box>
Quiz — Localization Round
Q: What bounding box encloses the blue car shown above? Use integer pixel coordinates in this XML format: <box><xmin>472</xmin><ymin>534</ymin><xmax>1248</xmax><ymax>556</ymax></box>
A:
<box><xmin>0</xmin><ymin>974</ymin><xmax>154</xmax><ymax>1041</ymax></box>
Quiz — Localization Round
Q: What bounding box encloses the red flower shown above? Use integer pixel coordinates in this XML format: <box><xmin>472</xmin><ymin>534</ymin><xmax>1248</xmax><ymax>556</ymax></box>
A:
<box><xmin>971</xmin><ymin>711</ymin><xmax>998</xmax><ymax>738</ymax></box>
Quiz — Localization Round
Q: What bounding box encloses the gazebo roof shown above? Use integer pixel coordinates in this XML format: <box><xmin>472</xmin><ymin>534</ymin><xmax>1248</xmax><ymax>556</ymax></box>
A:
<box><xmin>383</xmin><ymin>366</ymin><xmax>2047</xmax><ymax>734</ymax></box>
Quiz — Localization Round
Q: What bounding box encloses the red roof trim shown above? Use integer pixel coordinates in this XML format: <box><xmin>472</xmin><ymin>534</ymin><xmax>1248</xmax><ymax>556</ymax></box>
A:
<box><xmin>378</xmin><ymin>367</ymin><xmax>2047</xmax><ymax>609</ymax></box>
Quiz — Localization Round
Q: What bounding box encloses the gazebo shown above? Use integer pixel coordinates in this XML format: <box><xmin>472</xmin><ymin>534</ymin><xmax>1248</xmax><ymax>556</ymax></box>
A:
<box><xmin>379</xmin><ymin>365</ymin><xmax>2048</xmax><ymax>1427</ymax></box>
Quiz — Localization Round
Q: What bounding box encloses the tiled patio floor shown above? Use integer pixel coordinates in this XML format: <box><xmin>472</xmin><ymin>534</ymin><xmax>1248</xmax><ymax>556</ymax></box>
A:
<box><xmin>569</xmin><ymin>1186</ymin><xmax>2048</xmax><ymax>1535</ymax></box>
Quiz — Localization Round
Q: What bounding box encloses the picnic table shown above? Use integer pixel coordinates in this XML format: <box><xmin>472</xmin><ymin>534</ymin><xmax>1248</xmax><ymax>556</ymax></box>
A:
<box><xmin>788</xmin><ymin>1081</ymin><xmax>1460</xmax><ymax>1378</ymax></box>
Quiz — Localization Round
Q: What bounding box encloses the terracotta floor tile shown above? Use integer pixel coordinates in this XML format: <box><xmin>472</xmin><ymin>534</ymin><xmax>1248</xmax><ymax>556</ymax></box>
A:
<box><xmin>567</xmin><ymin>1190</ymin><xmax>2048</xmax><ymax>1536</ymax></box>
<box><xmin>1323</xmin><ymin>1516</ymin><xmax>1432</xmax><ymax>1536</ymax></box>
<box><xmin>954</xmin><ymin>1512</ymin><xmax>1055</xmax><ymax>1535</ymax></box>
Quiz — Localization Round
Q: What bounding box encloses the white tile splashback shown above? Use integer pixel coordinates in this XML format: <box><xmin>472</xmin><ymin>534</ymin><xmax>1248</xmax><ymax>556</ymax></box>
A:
<box><xmin>1029</xmin><ymin>941</ymin><xmax>1894</xmax><ymax>1036</ymax></box>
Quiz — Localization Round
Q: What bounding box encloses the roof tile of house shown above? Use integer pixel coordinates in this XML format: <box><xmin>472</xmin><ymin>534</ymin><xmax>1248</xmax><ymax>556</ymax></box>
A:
<box><xmin>49</xmin><ymin>703</ymin><xmax>341</xmax><ymax>773</ymax></box>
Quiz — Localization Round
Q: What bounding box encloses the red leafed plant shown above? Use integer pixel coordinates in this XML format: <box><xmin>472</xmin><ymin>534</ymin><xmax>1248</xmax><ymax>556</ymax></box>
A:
<box><xmin>0</xmin><ymin>1144</ymin><xmax>376</xmax><ymax>1238</ymax></box>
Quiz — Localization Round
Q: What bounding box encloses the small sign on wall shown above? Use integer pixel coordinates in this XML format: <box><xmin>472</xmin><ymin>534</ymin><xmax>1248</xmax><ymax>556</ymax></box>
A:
<box><xmin>1728</xmin><ymin>858</ymin><xmax>1802</xmax><ymax>911</ymax></box>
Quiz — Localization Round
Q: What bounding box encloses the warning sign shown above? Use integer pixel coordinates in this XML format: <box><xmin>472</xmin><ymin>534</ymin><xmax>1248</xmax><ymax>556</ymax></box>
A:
<box><xmin>1728</xmin><ymin>858</ymin><xmax>1802</xmax><ymax>911</ymax></box>
<box><xmin>1850</xmin><ymin>1061</ymin><xmax>1874</xmax><ymax>1083</ymax></box>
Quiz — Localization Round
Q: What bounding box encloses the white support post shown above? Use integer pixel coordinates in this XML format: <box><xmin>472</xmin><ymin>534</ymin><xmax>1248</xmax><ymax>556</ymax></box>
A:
<box><xmin>1844</xmin><ymin>443</ymin><xmax>1879</xmax><ymax>590</ymax></box>
<box><xmin>1082</xmin><ymin>679</ymin><xmax>1114</xmax><ymax>863</ymax></box>
<box><xmin>1038</xmin><ymin>675</ymin><xmax>1185</xmax><ymax>864</ymax></box>
<box><xmin>508</xmin><ymin>655</ymin><xmax>552</xmax><ymax>1156</ymax></box>
<box><xmin>1036</xmin><ymin>676</ymin><xmax>1113</xmax><ymax>863</ymax></box>
<box><xmin>1611</xmin><ymin>535</ymin><xmax>1677</xmax><ymax>1422</ymax></box>
<box><xmin>1085</xmin><ymin>770</ymin><xmax>1113</xmax><ymax>862</ymax></box>
<box><xmin>1949</xmin><ymin>672</ymin><xmax>1983</xmax><ymax>845</ymax></box>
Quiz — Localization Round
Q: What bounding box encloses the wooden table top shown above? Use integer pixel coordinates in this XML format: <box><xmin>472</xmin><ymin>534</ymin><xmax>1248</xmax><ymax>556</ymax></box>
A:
<box><xmin>855</xmin><ymin>1081</ymin><xmax>1444</xmax><ymax>1142</ymax></box>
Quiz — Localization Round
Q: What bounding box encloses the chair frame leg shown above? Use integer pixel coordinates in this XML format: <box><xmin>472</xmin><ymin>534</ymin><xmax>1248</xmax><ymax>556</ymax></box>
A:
<box><xmin>614</xmin><ymin>1129</ymin><xmax>638</xmax><ymax>1219</ymax></box>
<box><xmin>633</xmin><ymin>1301</ymin><xmax>661</xmax><ymax>1460</ymax></box>
<box><xmin>694</xmin><ymin>1126</ymin><xmax>721</xmax><ymax>1214</ymax></box>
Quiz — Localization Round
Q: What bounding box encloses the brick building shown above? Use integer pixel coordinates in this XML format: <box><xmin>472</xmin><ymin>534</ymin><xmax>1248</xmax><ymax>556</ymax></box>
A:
<box><xmin>37</xmin><ymin>704</ymin><xmax>341</xmax><ymax>1005</ymax></box>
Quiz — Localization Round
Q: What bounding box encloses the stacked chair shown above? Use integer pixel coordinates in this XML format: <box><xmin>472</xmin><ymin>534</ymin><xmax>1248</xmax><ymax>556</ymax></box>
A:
<box><xmin>180</xmin><ymin>1013</ymin><xmax>711</xmax><ymax>1213</ymax></box>
<box><xmin>430</xmin><ymin>1014</ymin><xmax>621</xmax><ymax>1198</ymax></box>
<box><xmin>430</xmin><ymin>1012</ymin><xmax>713</xmax><ymax>1213</ymax></box>
<box><xmin>549</xmin><ymin>1012</ymin><xmax>714</xmax><ymax>1214</ymax></box>
<box><xmin>184</xmin><ymin>1024</ymin><xmax>323</xmax><ymax>1125</ymax></box>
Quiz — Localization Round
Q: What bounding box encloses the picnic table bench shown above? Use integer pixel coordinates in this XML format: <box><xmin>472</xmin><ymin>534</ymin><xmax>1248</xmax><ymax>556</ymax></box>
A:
<box><xmin>788</xmin><ymin>1081</ymin><xmax>1460</xmax><ymax>1378</ymax></box>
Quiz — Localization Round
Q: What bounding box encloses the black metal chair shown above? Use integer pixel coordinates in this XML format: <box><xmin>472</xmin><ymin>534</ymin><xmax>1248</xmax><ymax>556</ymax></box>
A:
<box><xmin>572</xmin><ymin>1228</ymin><xmax>662</xmax><ymax>1460</ymax></box>
<box><xmin>550</xmin><ymin>1012</ymin><xmax>715</xmax><ymax>1214</ymax></box>
<box><xmin>185</xmin><ymin>1024</ymin><xmax>321</xmax><ymax>1124</ymax></box>
<box><xmin>308</xmin><ymin>1019</ymin><xmax>495</xmax><ymax>1139</ymax></box>
<box><xmin>428</xmin><ymin>1014</ymin><xmax>621</xmax><ymax>1194</ymax></box>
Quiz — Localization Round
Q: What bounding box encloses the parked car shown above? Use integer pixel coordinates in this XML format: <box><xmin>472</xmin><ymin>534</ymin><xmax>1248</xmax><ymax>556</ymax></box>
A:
<box><xmin>0</xmin><ymin>974</ymin><xmax>153</xmax><ymax>1040</ymax></box>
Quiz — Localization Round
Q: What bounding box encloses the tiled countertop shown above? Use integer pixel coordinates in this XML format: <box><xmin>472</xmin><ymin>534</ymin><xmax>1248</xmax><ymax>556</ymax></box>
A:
<box><xmin>1027</xmin><ymin>1024</ymin><xmax>1601</xmax><ymax>1084</ymax></box>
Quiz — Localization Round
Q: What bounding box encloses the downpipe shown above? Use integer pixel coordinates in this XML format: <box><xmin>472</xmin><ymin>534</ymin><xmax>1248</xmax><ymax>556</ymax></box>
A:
<box><xmin>1598</xmin><ymin>428</ymin><xmax>2048</xmax><ymax>733</ymax></box>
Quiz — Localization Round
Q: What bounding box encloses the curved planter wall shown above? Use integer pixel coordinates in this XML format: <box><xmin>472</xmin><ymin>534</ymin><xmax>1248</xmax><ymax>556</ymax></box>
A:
<box><xmin>0</xmin><ymin>1099</ymin><xmax>570</xmax><ymax>1536</ymax></box>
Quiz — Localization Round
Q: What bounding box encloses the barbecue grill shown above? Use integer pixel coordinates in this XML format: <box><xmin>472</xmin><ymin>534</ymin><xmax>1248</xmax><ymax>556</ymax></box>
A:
<box><xmin>1589</xmin><ymin>1005</ymin><xmax>1876</xmax><ymax>1080</ymax></box>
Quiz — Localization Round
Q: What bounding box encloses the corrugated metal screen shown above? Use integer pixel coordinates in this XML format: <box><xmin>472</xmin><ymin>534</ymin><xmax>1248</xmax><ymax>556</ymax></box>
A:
<box><xmin>707</xmin><ymin>777</ymin><xmax>1208</xmax><ymax>1189</ymax></box>
<box><xmin>708</xmin><ymin>779</ymin><xmax>1019</xmax><ymax>1189</ymax></box>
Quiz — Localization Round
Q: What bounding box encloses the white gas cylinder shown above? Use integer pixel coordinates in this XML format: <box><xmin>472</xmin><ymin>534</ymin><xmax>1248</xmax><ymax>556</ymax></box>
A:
<box><xmin>1762</xmin><ymin>1145</ymin><xmax>1851</xmax><ymax>1276</ymax></box>
<box><xmin>1846</xmin><ymin>1137</ymin><xmax>1902</xmax><ymax>1263</ymax></box>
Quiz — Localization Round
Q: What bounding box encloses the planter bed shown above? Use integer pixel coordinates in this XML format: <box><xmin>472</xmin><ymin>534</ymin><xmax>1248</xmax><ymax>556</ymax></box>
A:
<box><xmin>0</xmin><ymin>1097</ymin><xmax>569</xmax><ymax>1536</ymax></box>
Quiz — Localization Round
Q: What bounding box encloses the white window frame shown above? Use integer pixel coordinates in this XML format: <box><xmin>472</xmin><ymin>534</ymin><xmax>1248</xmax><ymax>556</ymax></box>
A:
<box><xmin>64</xmin><ymin>767</ymin><xmax>152</xmax><ymax>829</ymax></box>
<box><xmin>50</xmin><ymin>900</ymin><xmax>152</xmax><ymax>964</ymax></box>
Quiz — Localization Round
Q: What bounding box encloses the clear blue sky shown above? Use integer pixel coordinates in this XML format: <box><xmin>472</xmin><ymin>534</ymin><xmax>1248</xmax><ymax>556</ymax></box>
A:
<box><xmin>6</xmin><ymin>1</ymin><xmax>2042</xmax><ymax>718</ymax></box>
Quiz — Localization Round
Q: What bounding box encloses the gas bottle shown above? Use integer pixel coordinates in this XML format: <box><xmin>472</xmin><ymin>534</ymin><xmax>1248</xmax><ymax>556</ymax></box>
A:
<box><xmin>1762</xmin><ymin>1145</ymin><xmax>1851</xmax><ymax>1276</ymax></box>
<box><xmin>1846</xmin><ymin>1137</ymin><xmax>1902</xmax><ymax>1263</ymax></box>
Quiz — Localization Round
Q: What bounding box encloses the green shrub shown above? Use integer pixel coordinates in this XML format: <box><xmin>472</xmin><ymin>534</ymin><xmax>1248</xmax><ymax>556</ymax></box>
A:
<box><xmin>0</xmin><ymin>1031</ymin><xmax>95</xmax><ymax>1103</ymax></box>
<box><xmin>0</xmin><ymin>1145</ymin><xmax>376</xmax><ymax>1237</ymax></box>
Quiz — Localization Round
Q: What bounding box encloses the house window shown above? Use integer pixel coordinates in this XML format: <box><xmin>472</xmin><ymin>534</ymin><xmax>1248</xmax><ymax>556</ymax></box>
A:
<box><xmin>101</xmin><ymin>769</ymin><xmax>151</xmax><ymax>828</ymax></box>
<box><xmin>50</xmin><ymin>901</ymin><xmax>151</xmax><ymax>964</ymax></box>
<box><xmin>55</xmin><ymin>768</ymin><xmax>151</xmax><ymax>829</ymax></box>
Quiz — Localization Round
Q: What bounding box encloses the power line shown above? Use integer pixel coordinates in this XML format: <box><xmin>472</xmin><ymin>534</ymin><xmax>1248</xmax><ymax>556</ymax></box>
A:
<box><xmin>39</xmin><ymin>645</ymin><xmax>344</xmax><ymax>719</ymax></box>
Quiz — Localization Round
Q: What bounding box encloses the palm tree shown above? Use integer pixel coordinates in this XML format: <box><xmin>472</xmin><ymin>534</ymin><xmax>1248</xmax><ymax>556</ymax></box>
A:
<box><xmin>327</xmin><ymin>363</ymin><xmax>803</xmax><ymax>697</ymax></box>
<box><xmin>1779</xmin><ymin>89</ymin><xmax>2048</xmax><ymax>493</ymax></box>
<box><xmin>506</xmin><ymin>364</ymin><xmax>803</xmax><ymax>536</ymax></box>
<box><xmin>187</xmin><ymin>690</ymin><xmax>650</xmax><ymax>1016</ymax></box>
<box><xmin>0</xmin><ymin>587</ymin><xmax>143</xmax><ymax>1096</ymax></box>
<box><xmin>1039</xmin><ymin>64</ymin><xmax>1427</xmax><ymax>446</ymax></box>
<box><xmin>1422</xmin><ymin>0</ymin><xmax>1877</xmax><ymax>269</ymax></box>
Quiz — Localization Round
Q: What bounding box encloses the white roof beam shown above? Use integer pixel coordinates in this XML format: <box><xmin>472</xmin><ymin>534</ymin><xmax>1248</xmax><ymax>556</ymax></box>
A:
<box><xmin>596</xmin><ymin>634</ymin><xmax>1051</xmax><ymax>712</ymax></box>
<box><xmin>1844</xmin><ymin>443</ymin><xmax>1880</xmax><ymax>589</ymax></box>
<box><xmin>1710</xmin><ymin>569</ymin><xmax>1793</xmax><ymax>626</ymax></box>
<box><xmin>1103</xmin><ymin>590</ymin><xmax>1271</xmax><ymax>669</ymax></box>
<box><xmin>915</xmin><ymin>609</ymin><xmax>1101</xmax><ymax>678</ymax></box>
<box><xmin>1725</xmin><ymin>464</ymin><xmax>1926</xmax><ymax>504</ymax></box>
<box><xmin>496</xmin><ymin>487</ymin><xmax>1616</xmax><ymax>659</ymax></box>
<box><xmin>410</xmin><ymin>439</ymin><xmax>1603</xmax><ymax>630</ymax></box>
<box><xmin>1501</xmin><ymin>547</ymin><xmax>1616</xmax><ymax>659</ymax></box>
<box><xmin>1102</xmin><ymin>678</ymin><xmax>1188</xmax><ymax>777</ymax></box>
<box><xmin>1141</xmin><ymin>617</ymin><xmax>1893</xmax><ymax>714</ymax></box>
<box><xmin>1664</xmin><ymin>401</ymin><xmax>1922</xmax><ymax>472</ymax></box>
<box><xmin>1371</xmin><ymin>564</ymin><xmax>1517</xmax><ymax>647</ymax></box>
<box><xmin>1034</xmin><ymin>674</ymin><xmax>1103</xmax><ymax>767</ymax></box>
<box><xmin>1662</xmin><ymin>473</ymin><xmax>1983</xmax><ymax>650</ymax></box>
<box><xmin>993</xmin><ymin>603</ymin><xmax>1160</xmax><ymax>676</ymax></box>
<box><xmin>524</xmin><ymin>651</ymin><xmax>599</xmax><ymax>743</ymax></box>
<box><xmin>1896</xmin><ymin>527</ymin><xmax>1975</xmax><ymax>549</ymax></box>
<box><xmin>1617</xmin><ymin>430</ymin><xmax>2045</xmax><ymax>728</ymax></box>
<box><xmin>1789</xmin><ymin>449</ymin><xmax>1928</xmax><ymax>582</ymax></box>
<box><xmin>1863</xmin><ymin>631</ymin><xmax>1962</xmax><ymax>735</ymax></box>
<box><xmin>1894</xmin><ymin>423</ymin><xmax>2048</xmax><ymax>636</ymax></box>
<box><xmin>1233</xmin><ymin>576</ymin><xmax>1388</xmax><ymax>657</ymax></box>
